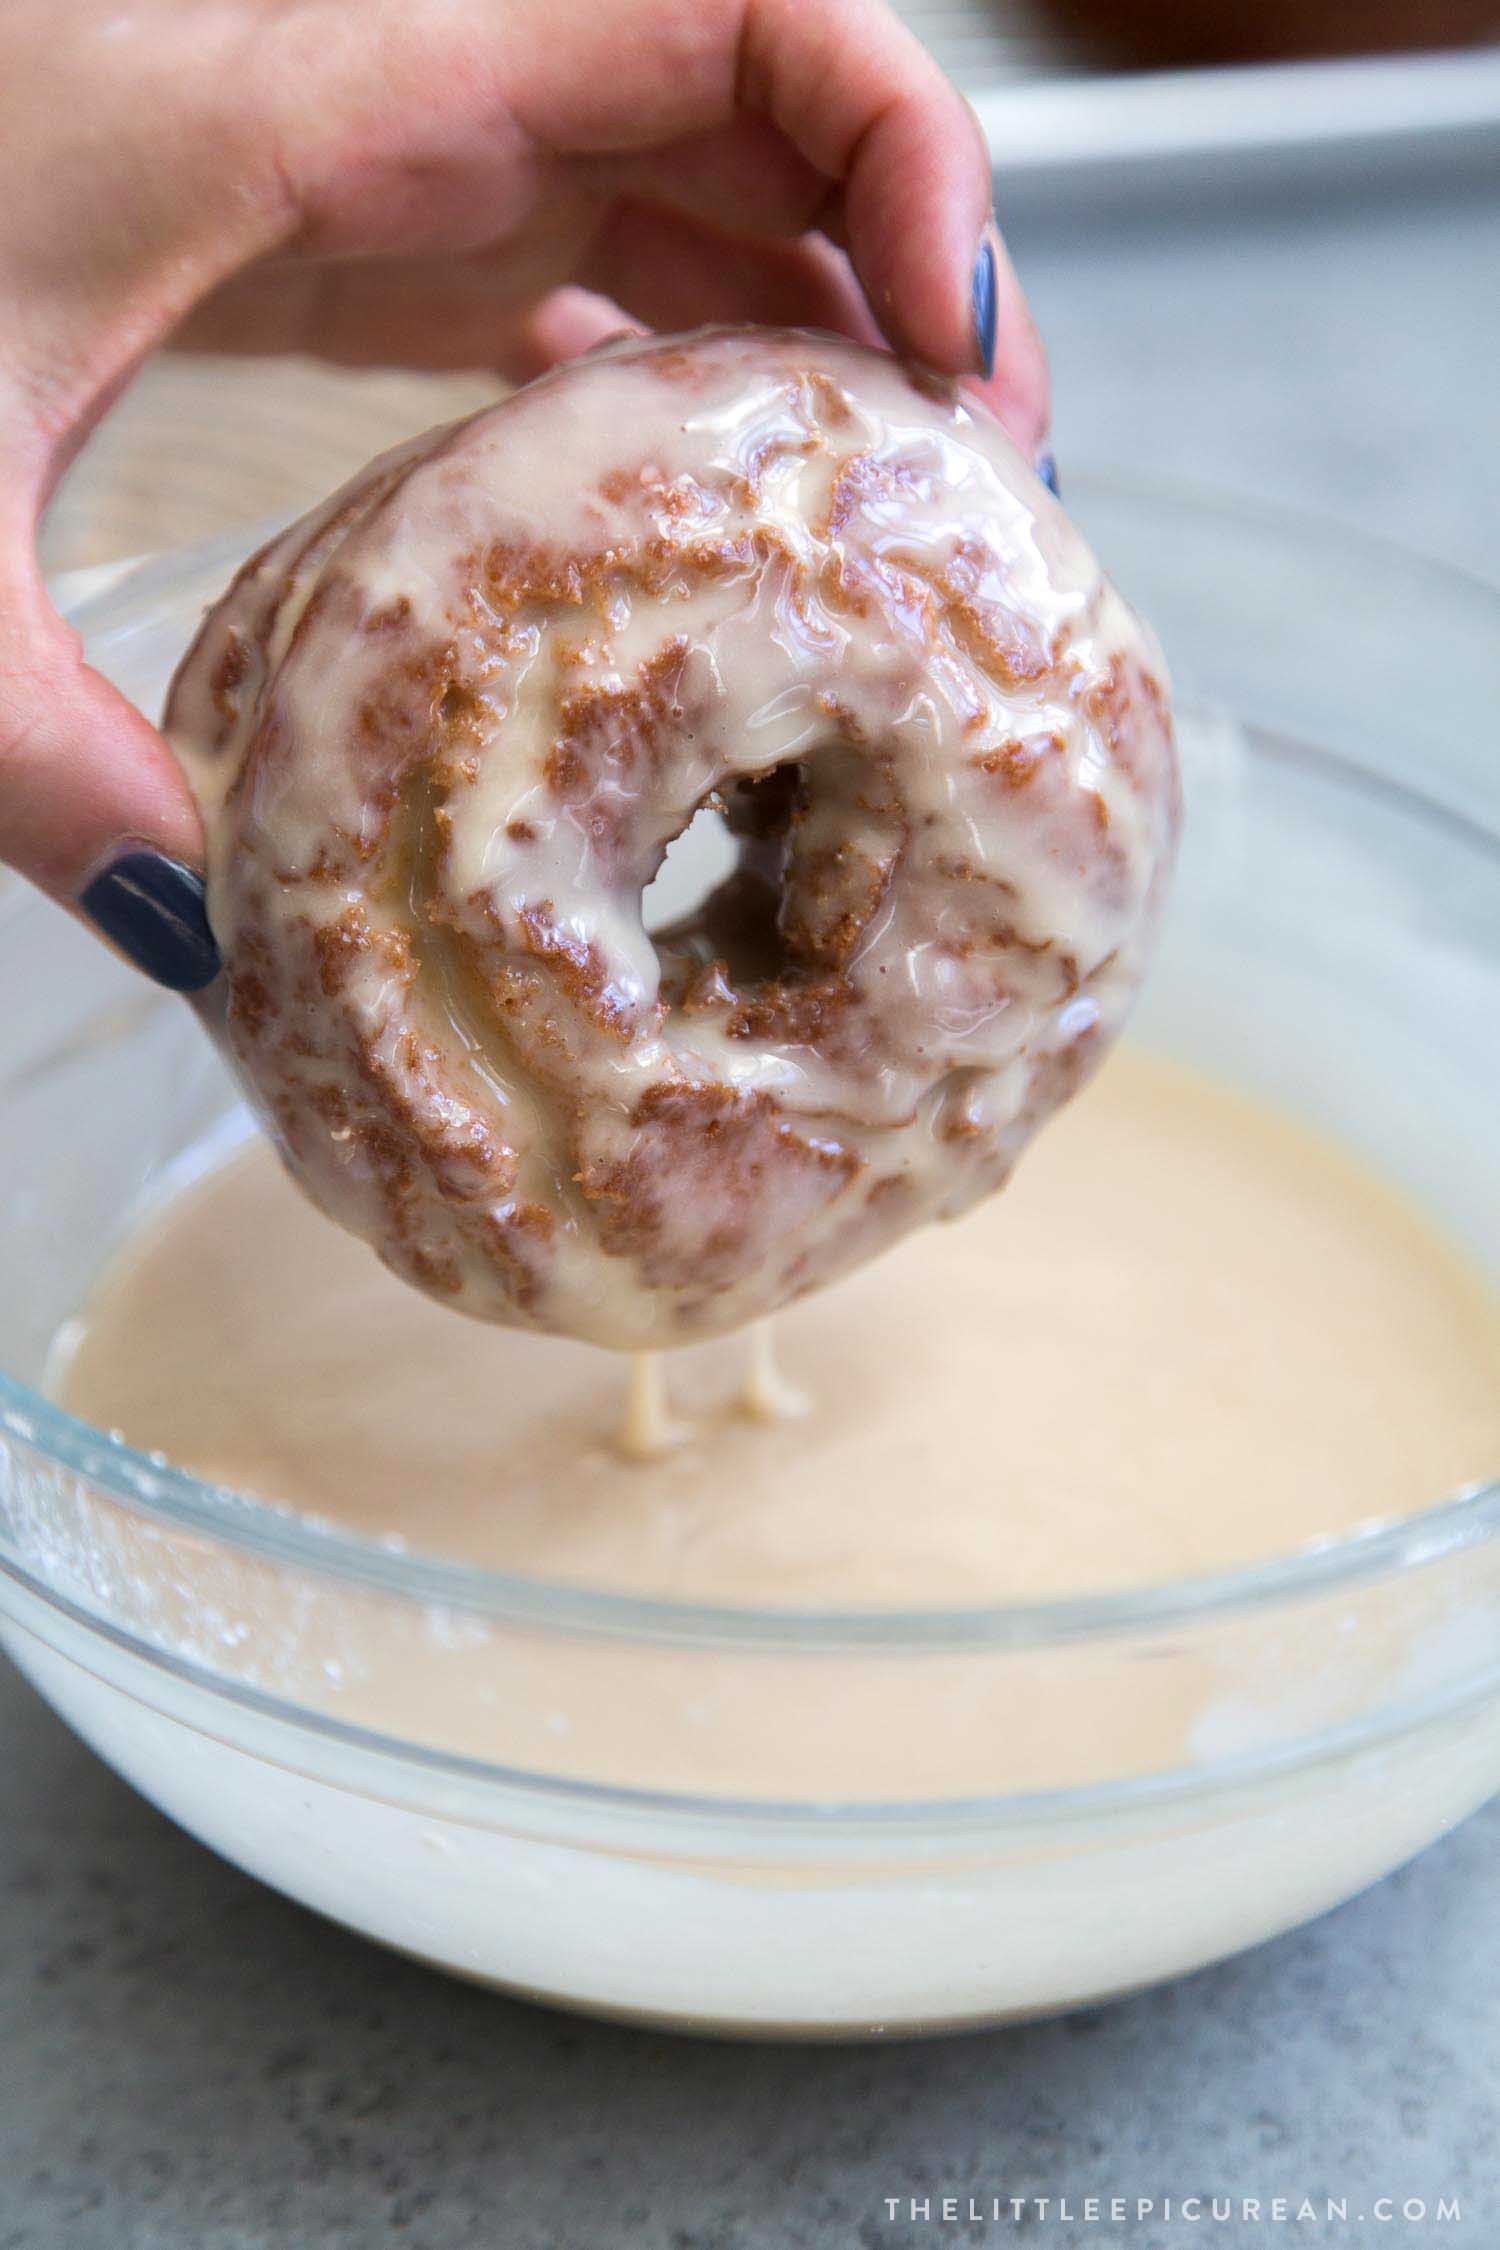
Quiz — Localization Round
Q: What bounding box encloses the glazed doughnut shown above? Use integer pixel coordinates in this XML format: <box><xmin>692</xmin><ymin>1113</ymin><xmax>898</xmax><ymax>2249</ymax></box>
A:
<box><xmin>167</xmin><ymin>328</ymin><xmax>1178</xmax><ymax>1349</ymax></box>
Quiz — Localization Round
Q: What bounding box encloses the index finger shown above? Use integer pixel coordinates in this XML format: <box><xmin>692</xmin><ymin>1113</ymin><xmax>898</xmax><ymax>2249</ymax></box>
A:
<box><xmin>497</xmin><ymin>0</ymin><xmax>1044</xmax><ymax>409</ymax></box>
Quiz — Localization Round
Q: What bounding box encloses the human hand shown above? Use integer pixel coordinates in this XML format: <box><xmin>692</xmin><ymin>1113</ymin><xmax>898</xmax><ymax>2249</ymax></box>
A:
<box><xmin>0</xmin><ymin>0</ymin><xmax>1047</xmax><ymax>986</ymax></box>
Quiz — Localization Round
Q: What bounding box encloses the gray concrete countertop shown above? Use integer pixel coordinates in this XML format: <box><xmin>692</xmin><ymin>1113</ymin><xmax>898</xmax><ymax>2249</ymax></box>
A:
<box><xmin>1013</xmin><ymin>160</ymin><xmax>1499</xmax><ymax>585</ymax></box>
<box><xmin>4</xmin><ymin>168</ymin><xmax>1498</xmax><ymax>2250</ymax></box>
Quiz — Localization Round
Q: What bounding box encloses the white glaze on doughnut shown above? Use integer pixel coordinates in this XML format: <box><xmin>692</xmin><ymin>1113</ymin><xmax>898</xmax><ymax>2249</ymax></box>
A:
<box><xmin>167</xmin><ymin>328</ymin><xmax>1179</xmax><ymax>1347</ymax></box>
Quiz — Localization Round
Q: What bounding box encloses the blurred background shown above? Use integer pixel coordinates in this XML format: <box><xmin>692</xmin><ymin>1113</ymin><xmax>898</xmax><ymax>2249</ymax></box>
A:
<box><xmin>42</xmin><ymin>2</ymin><xmax>1500</xmax><ymax>596</ymax></box>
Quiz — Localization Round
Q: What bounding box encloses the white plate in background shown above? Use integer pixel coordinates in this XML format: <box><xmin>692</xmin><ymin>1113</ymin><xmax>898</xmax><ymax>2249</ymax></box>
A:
<box><xmin>889</xmin><ymin>3</ymin><xmax>1500</xmax><ymax>195</ymax></box>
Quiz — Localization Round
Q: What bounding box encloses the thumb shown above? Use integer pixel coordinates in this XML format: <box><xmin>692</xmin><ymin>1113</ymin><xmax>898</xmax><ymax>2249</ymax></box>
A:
<box><xmin>0</xmin><ymin>554</ymin><xmax>220</xmax><ymax>990</ymax></box>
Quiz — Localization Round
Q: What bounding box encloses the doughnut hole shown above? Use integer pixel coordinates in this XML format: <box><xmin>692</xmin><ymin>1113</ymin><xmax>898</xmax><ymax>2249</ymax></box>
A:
<box><xmin>649</xmin><ymin>754</ymin><xmax>904</xmax><ymax>1030</ymax></box>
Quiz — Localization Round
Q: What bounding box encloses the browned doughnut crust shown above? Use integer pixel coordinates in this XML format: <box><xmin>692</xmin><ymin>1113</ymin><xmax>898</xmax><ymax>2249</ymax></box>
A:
<box><xmin>167</xmin><ymin>328</ymin><xmax>1178</xmax><ymax>1348</ymax></box>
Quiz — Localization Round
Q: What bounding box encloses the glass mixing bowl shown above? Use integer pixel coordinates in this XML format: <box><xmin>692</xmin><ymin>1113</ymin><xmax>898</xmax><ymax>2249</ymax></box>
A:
<box><xmin>1</xmin><ymin>475</ymin><xmax>1497</xmax><ymax>2037</ymax></box>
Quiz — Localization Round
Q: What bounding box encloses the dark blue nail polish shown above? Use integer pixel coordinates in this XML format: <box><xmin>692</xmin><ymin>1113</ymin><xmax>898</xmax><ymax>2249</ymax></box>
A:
<box><xmin>1036</xmin><ymin>450</ymin><xmax>1060</xmax><ymax>498</ymax></box>
<box><xmin>971</xmin><ymin>238</ymin><xmax>997</xmax><ymax>381</ymax></box>
<box><xmin>78</xmin><ymin>850</ymin><xmax>220</xmax><ymax>992</ymax></box>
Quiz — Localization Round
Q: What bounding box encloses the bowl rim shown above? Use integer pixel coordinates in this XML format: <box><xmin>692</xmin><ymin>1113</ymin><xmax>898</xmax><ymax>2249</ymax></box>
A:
<box><xmin>4</xmin><ymin>1352</ymin><xmax>1500</xmax><ymax>1658</ymax></box>
<box><xmin>6</xmin><ymin>1522</ymin><xmax>1500</xmax><ymax>1836</ymax></box>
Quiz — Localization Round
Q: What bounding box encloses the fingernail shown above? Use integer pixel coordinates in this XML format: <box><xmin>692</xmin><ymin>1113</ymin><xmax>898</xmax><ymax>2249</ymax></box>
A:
<box><xmin>1036</xmin><ymin>450</ymin><xmax>1060</xmax><ymax>498</ymax></box>
<box><xmin>971</xmin><ymin>236</ymin><xmax>997</xmax><ymax>381</ymax></box>
<box><xmin>78</xmin><ymin>849</ymin><xmax>220</xmax><ymax>992</ymax></box>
